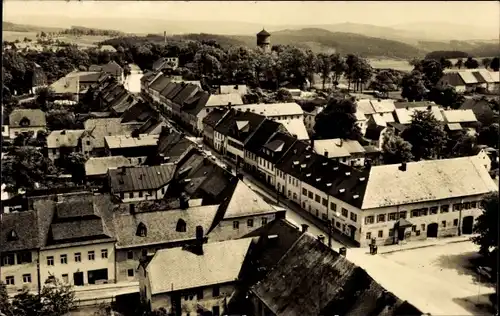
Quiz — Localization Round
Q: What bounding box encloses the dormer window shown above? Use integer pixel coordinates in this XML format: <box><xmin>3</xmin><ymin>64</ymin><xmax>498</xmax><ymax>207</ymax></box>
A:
<box><xmin>316</xmin><ymin>178</ymin><xmax>321</xmax><ymax>182</ymax></box>
<box><xmin>305</xmin><ymin>155</ymin><xmax>311</xmax><ymax>159</ymax></box>
<box><xmin>136</xmin><ymin>222</ymin><xmax>147</xmax><ymax>237</ymax></box>
<box><xmin>359</xmin><ymin>177</ymin><xmax>366</xmax><ymax>182</ymax></box>
<box><xmin>333</xmin><ymin>167</ymin><xmax>339</xmax><ymax>171</ymax></box>
<box><xmin>353</xmin><ymin>194</ymin><xmax>360</xmax><ymax>199</ymax></box>
<box><xmin>300</xmin><ymin>164</ymin><xmax>306</xmax><ymax>168</ymax></box>
<box><xmin>293</xmin><ymin>161</ymin><xmax>299</xmax><ymax>165</ymax></box>
<box><xmin>306</xmin><ymin>173</ymin><xmax>311</xmax><ymax>177</ymax></box>
<box><xmin>326</xmin><ymin>183</ymin><xmax>332</xmax><ymax>187</ymax></box>
<box><xmin>7</xmin><ymin>230</ymin><xmax>18</xmax><ymax>241</ymax></box>
<box><xmin>339</xmin><ymin>188</ymin><xmax>345</xmax><ymax>193</ymax></box>
<box><xmin>345</xmin><ymin>172</ymin><xmax>351</xmax><ymax>176</ymax></box>
<box><xmin>19</xmin><ymin>117</ymin><xmax>30</xmax><ymax>127</ymax></box>
<box><xmin>176</xmin><ymin>219</ymin><xmax>187</xmax><ymax>232</ymax></box>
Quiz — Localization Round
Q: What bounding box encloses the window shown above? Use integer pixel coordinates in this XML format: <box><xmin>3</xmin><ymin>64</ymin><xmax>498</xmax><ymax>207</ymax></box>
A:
<box><xmin>350</xmin><ymin>213</ymin><xmax>357</xmax><ymax>222</ymax></box>
<box><xmin>1</xmin><ymin>254</ymin><xmax>15</xmax><ymax>266</ymax></box>
<box><xmin>388</xmin><ymin>229</ymin><xmax>394</xmax><ymax>237</ymax></box>
<box><xmin>366</xmin><ymin>232</ymin><xmax>372</xmax><ymax>240</ymax></box>
<box><xmin>378</xmin><ymin>230</ymin><xmax>383</xmax><ymax>238</ymax></box>
<box><xmin>388</xmin><ymin>212</ymin><xmax>397</xmax><ymax>221</ymax></box>
<box><xmin>74</xmin><ymin>253</ymin><xmax>81</xmax><ymax>262</ymax></box>
<box><xmin>47</xmin><ymin>256</ymin><xmax>54</xmax><ymax>266</ymax></box>
<box><xmin>399</xmin><ymin>211</ymin><xmax>407</xmax><ymax>219</ymax></box>
<box><xmin>308</xmin><ymin>191</ymin><xmax>313</xmax><ymax>199</ymax></box>
<box><xmin>17</xmin><ymin>252</ymin><xmax>32</xmax><ymax>264</ymax></box>
<box><xmin>442</xmin><ymin>220</ymin><xmax>447</xmax><ymax>228</ymax></box>
<box><xmin>120</xmin><ymin>193</ymin><xmax>124</xmax><ymax>200</ymax></box>
<box><xmin>60</xmin><ymin>254</ymin><xmax>67</xmax><ymax>264</ymax></box>
<box><xmin>141</xmin><ymin>249</ymin><xmax>147</xmax><ymax>257</ymax></box>
<box><xmin>261</xmin><ymin>217</ymin><xmax>268</xmax><ymax>226</ymax></box>
<box><xmin>136</xmin><ymin>222</ymin><xmax>147</xmax><ymax>237</ymax></box>
<box><xmin>88</xmin><ymin>251</ymin><xmax>95</xmax><ymax>261</ymax></box>
<box><xmin>233</xmin><ymin>221</ymin><xmax>239</xmax><ymax>229</ymax></box>
<box><xmin>101</xmin><ymin>249</ymin><xmax>108</xmax><ymax>259</ymax></box>
<box><xmin>197</xmin><ymin>289</ymin><xmax>204</xmax><ymax>300</ymax></box>
<box><xmin>377</xmin><ymin>214</ymin><xmax>385</xmax><ymax>222</ymax></box>
<box><xmin>365</xmin><ymin>216</ymin><xmax>374</xmax><ymax>224</ymax></box>
<box><xmin>23</xmin><ymin>274</ymin><xmax>31</xmax><ymax>283</ymax></box>
<box><xmin>419</xmin><ymin>208</ymin><xmax>428</xmax><ymax>216</ymax></box>
<box><xmin>430</xmin><ymin>207</ymin><xmax>438</xmax><ymax>214</ymax></box>
<box><xmin>127</xmin><ymin>269</ymin><xmax>134</xmax><ymax>277</ymax></box>
<box><xmin>129</xmin><ymin>192</ymin><xmax>133</xmax><ymax>199</ymax></box>
<box><xmin>127</xmin><ymin>251</ymin><xmax>133</xmax><ymax>260</ymax></box>
<box><xmin>464</xmin><ymin>202</ymin><xmax>471</xmax><ymax>209</ymax></box>
<box><xmin>247</xmin><ymin>219</ymin><xmax>254</xmax><ymax>227</ymax></box>
<box><xmin>453</xmin><ymin>204</ymin><xmax>461</xmax><ymax>211</ymax></box>
<box><xmin>411</xmin><ymin>210</ymin><xmax>420</xmax><ymax>218</ymax></box>
<box><xmin>330</xmin><ymin>202</ymin><xmax>337</xmax><ymax>211</ymax></box>
<box><xmin>176</xmin><ymin>219</ymin><xmax>187</xmax><ymax>232</ymax></box>
<box><xmin>412</xmin><ymin>225</ymin><xmax>417</xmax><ymax>232</ymax></box>
<box><xmin>62</xmin><ymin>274</ymin><xmax>68</xmax><ymax>283</ymax></box>
<box><xmin>471</xmin><ymin>201</ymin><xmax>477</xmax><ymax>208</ymax></box>
<box><xmin>302</xmin><ymin>188</ymin><xmax>307</xmax><ymax>196</ymax></box>
<box><xmin>341</xmin><ymin>208</ymin><xmax>348</xmax><ymax>217</ymax></box>
<box><xmin>441</xmin><ymin>205</ymin><xmax>449</xmax><ymax>213</ymax></box>
<box><xmin>315</xmin><ymin>194</ymin><xmax>321</xmax><ymax>203</ymax></box>
<box><xmin>421</xmin><ymin>224</ymin><xmax>426</xmax><ymax>231</ymax></box>
<box><xmin>453</xmin><ymin>219</ymin><xmax>458</xmax><ymax>226</ymax></box>
<box><xmin>322</xmin><ymin>198</ymin><xmax>328</xmax><ymax>207</ymax></box>
<box><xmin>6</xmin><ymin>276</ymin><xmax>14</xmax><ymax>285</ymax></box>
<box><xmin>213</xmin><ymin>286</ymin><xmax>220</xmax><ymax>297</ymax></box>
<box><xmin>335</xmin><ymin>221</ymin><xmax>341</xmax><ymax>228</ymax></box>
<box><xmin>86</xmin><ymin>140</ymin><xmax>91</xmax><ymax>146</ymax></box>
<box><xmin>416</xmin><ymin>230</ymin><xmax>421</xmax><ymax>236</ymax></box>
<box><xmin>139</xmin><ymin>191</ymin><xmax>143</xmax><ymax>198</ymax></box>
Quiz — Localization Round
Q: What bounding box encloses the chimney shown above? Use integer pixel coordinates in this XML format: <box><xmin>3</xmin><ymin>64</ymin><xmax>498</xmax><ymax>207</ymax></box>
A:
<box><xmin>317</xmin><ymin>235</ymin><xmax>325</xmax><ymax>244</ymax></box>
<box><xmin>399</xmin><ymin>162</ymin><xmax>407</xmax><ymax>172</ymax></box>
<box><xmin>310</xmin><ymin>138</ymin><xmax>315</xmax><ymax>149</ymax></box>
<box><xmin>324</xmin><ymin>151</ymin><xmax>329</xmax><ymax>158</ymax></box>
<box><xmin>179</xmin><ymin>192</ymin><xmax>189</xmax><ymax>209</ymax></box>
<box><xmin>301</xmin><ymin>224</ymin><xmax>309</xmax><ymax>233</ymax></box>
<box><xmin>195</xmin><ymin>225</ymin><xmax>204</xmax><ymax>255</ymax></box>
<box><xmin>219</xmin><ymin>85</ymin><xmax>222</xmax><ymax>94</ymax></box>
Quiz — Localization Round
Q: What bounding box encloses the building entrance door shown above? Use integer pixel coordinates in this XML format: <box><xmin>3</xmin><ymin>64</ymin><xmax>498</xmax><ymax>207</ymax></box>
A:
<box><xmin>73</xmin><ymin>272</ymin><xmax>84</xmax><ymax>286</ymax></box>
<box><xmin>462</xmin><ymin>216</ymin><xmax>474</xmax><ymax>234</ymax></box>
<box><xmin>427</xmin><ymin>223</ymin><xmax>438</xmax><ymax>238</ymax></box>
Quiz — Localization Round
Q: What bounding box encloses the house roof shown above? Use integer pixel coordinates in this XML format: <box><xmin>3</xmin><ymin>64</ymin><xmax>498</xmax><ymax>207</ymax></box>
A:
<box><xmin>394</xmin><ymin>106</ymin><xmax>444</xmax><ymax>125</ymax></box>
<box><xmin>108</xmin><ymin>164</ymin><xmax>176</xmax><ymax>193</ymax></box>
<box><xmin>369</xmin><ymin>99</ymin><xmax>395</xmax><ymax>113</ymax></box>
<box><xmin>149</xmin><ymin>75</ymin><xmax>171</xmax><ymax>93</ymax></box>
<box><xmin>458</xmin><ymin>71</ymin><xmax>479</xmax><ymax>84</ymax></box>
<box><xmin>140</xmin><ymin>71</ymin><xmax>157</xmax><ymax>84</ymax></box>
<box><xmin>244</xmin><ymin>119</ymin><xmax>283</xmax><ymax>153</ymax></box>
<box><xmin>111</xmin><ymin>93</ymin><xmax>139</xmax><ymax>115</ymax></box>
<box><xmin>50</xmin><ymin>76</ymin><xmax>79</xmax><ymax>94</ymax></box>
<box><xmin>47</xmin><ymin>130</ymin><xmax>86</xmax><ymax>149</ymax></box>
<box><xmin>441</xmin><ymin>109</ymin><xmax>477</xmax><ymax>123</ymax></box>
<box><xmin>439</xmin><ymin>72</ymin><xmax>466</xmax><ymax>87</ymax></box>
<box><xmin>280</xmin><ymin>119</ymin><xmax>309</xmax><ymax>140</ymax></box>
<box><xmin>251</xmin><ymin>232</ymin><xmax>415</xmax><ymax>316</ymax></box>
<box><xmin>222</xmin><ymin>180</ymin><xmax>275</xmax><ymax>219</ymax></box>
<box><xmin>356</xmin><ymin>99</ymin><xmax>375</xmax><ymax>115</ymax></box>
<box><xmin>85</xmin><ymin>156</ymin><xmax>136</xmax><ymax>177</ymax></box>
<box><xmin>120</xmin><ymin>101</ymin><xmax>156</xmax><ymax>123</ymax></box>
<box><xmin>361</xmin><ymin>156</ymin><xmax>498</xmax><ymax>209</ymax></box>
<box><xmin>105</xmin><ymin>134</ymin><xmax>159</xmax><ymax>149</ymax></box>
<box><xmin>446</xmin><ymin>123</ymin><xmax>463</xmax><ymax>131</ymax></box>
<box><xmin>355</xmin><ymin>110</ymin><xmax>367</xmax><ymax>121</ymax></box>
<box><xmin>156</xmin><ymin>130</ymin><xmax>195</xmax><ymax>162</ymax></box>
<box><xmin>394</xmin><ymin>100</ymin><xmax>436</xmax><ymax>109</ymax></box>
<box><xmin>206</xmin><ymin>93</ymin><xmax>244</xmax><ymax>107</ymax></box>
<box><xmin>232</xmin><ymin>102</ymin><xmax>303</xmax><ymax>117</ymax></box>
<box><xmin>218</xmin><ymin>84</ymin><xmax>248</xmax><ymax>96</ymax></box>
<box><xmin>113</xmin><ymin>204</ymin><xmax>219</xmax><ymax>249</ymax></box>
<box><xmin>135</xmin><ymin>117</ymin><xmax>168</xmax><ymax>135</ymax></box>
<box><xmin>202</xmin><ymin>108</ymin><xmax>229</xmax><ymax>128</ymax></box>
<box><xmin>257</xmin><ymin>29</ymin><xmax>271</xmax><ymax>36</ymax></box>
<box><xmin>84</xmin><ymin>118</ymin><xmax>141</xmax><ymax>148</ymax></box>
<box><xmin>1</xmin><ymin>211</ymin><xmax>40</xmax><ymax>252</ymax></box>
<box><xmin>313</xmin><ymin>139</ymin><xmax>352</xmax><ymax>158</ymax></box>
<box><xmin>9</xmin><ymin>109</ymin><xmax>46</xmax><ymax>127</ymax></box>
<box><xmin>215</xmin><ymin>110</ymin><xmax>266</xmax><ymax>143</ymax></box>
<box><xmin>183</xmin><ymin>90</ymin><xmax>210</xmax><ymax>116</ymax></box>
<box><xmin>147</xmin><ymin>237</ymin><xmax>253</xmax><ymax>294</ymax></box>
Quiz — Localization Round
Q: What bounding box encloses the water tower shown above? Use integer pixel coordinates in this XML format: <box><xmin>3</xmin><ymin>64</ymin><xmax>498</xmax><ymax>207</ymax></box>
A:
<box><xmin>256</xmin><ymin>28</ymin><xmax>271</xmax><ymax>52</ymax></box>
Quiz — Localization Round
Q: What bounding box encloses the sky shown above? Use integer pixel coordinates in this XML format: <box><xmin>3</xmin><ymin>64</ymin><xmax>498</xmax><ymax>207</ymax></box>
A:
<box><xmin>4</xmin><ymin>1</ymin><xmax>499</xmax><ymax>29</ymax></box>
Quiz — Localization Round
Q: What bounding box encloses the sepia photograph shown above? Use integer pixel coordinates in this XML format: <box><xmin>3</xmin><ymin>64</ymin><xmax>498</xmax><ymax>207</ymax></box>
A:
<box><xmin>1</xmin><ymin>1</ymin><xmax>499</xmax><ymax>315</ymax></box>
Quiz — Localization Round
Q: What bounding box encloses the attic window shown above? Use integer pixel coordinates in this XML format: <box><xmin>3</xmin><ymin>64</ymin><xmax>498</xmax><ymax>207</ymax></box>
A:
<box><xmin>326</xmin><ymin>183</ymin><xmax>332</xmax><ymax>187</ymax></box>
<box><xmin>293</xmin><ymin>161</ymin><xmax>299</xmax><ymax>165</ymax></box>
<box><xmin>136</xmin><ymin>222</ymin><xmax>147</xmax><ymax>237</ymax></box>
<box><xmin>339</xmin><ymin>188</ymin><xmax>346</xmax><ymax>193</ymax></box>
<box><xmin>306</xmin><ymin>173</ymin><xmax>311</xmax><ymax>177</ymax></box>
<box><xmin>305</xmin><ymin>155</ymin><xmax>311</xmax><ymax>159</ymax></box>
<box><xmin>322</xmin><ymin>162</ymin><xmax>328</xmax><ymax>166</ymax></box>
<box><xmin>345</xmin><ymin>172</ymin><xmax>351</xmax><ymax>176</ymax></box>
<box><xmin>19</xmin><ymin>117</ymin><xmax>31</xmax><ymax>127</ymax></box>
<box><xmin>176</xmin><ymin>219</ymin><xmax>187</xmax><ymax>232</ymax></box>
<box><xmin>353</xmin><ymin>194</ymin><xmax>360</xmax><ymax>199</ymax></box>
<box><xmin>316</xmin><ymin>178</ymin><xmax>321</xmax><ymax>182</ymax></box>
<box><xmin>359</xmin><ymin>177</ymin><xmax>366</xmax><ymax>182</ymax></box>
<box><xmin>333</xmin><ymin>167</ymin><xmax>339</xmax><ymax>171</ymax></box>
<box><xmin>7</xmin><ymin>230</ymin><xmax>19</xmax><ymax>241</ymax></box>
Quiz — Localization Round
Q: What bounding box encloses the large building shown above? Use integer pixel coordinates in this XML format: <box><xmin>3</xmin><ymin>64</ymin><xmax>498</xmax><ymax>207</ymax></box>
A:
<box><xmin>256</xmin><ymin>29</ymin><xmax>271</xmax><ymax>53</ymax></box>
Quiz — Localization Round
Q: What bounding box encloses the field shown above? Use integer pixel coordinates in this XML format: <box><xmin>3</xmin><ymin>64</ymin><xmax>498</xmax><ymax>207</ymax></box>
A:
<box><xmin>368</xmin><ymin>58</ymin><xmax>413</xmax><ymax>72</ymax></box>
<box><xmin>3</xmin><ymin>31</ymin><xmax>112</xmax><ymax>47</ymax></box>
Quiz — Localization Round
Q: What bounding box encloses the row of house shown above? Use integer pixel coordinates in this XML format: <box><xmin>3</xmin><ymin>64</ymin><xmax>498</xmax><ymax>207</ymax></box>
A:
<box><xmin>201</xmin><ymin>106</ymin><xmax>498</xmax><ymax>248</ymax></box>
<box><xmin>439</xmin><ymin>69</ymin><xmax>500</xmax><ymax>93</ymax></box>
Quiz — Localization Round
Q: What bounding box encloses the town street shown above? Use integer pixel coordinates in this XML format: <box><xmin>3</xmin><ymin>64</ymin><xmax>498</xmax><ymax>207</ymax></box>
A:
<box><xmin>124</xmin><ymin>64</ymin><xmax>143</xmax><ymax>94</ymax></box>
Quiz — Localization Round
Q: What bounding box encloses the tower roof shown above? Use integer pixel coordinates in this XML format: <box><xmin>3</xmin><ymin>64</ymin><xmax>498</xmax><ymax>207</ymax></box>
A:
<box><xmin>257</xmin><ymin>29</ymin><xmax>270</xmax><ymax>36</ymax></box>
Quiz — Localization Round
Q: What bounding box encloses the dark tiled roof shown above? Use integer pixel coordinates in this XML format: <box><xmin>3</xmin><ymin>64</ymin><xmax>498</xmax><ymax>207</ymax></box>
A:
<box><xmin>1</xmin><ymin>211</ymin><xmax>40</xmax><ymax>252</ymax></box>
<box><xmin>258</xmin><ymin>132</ymin><xmax>297</xmax><ymax>164</ymax></box>
<box><xmin>79</xmin><ymin>72</ymin><xmax>105</xmax><ymax>83</ymax></box>
<box><xmin>149</xmin><ymin>76</ymin><xmax>171</xmax><ymax>93</ymax></box>
<box><xmin>215</xmin><ymin>109</ymin><xmax>266</xmax><ymax>143</ymax></box>
<box><xmin>160</xmin><ymin>82</ymin><xmax>178</xmax><ymax>98</ymax></box>
<box><xmin>387</xmin><ymin>121</ymin><xmax>408</xmax><ymax>132</ymax></box>
<box><xmin>141</xmin><ymin>71</ymin><xmax>156</xmax><ymax>84</ymax></box>
<box><xmin>109</xmin><ymin>164</ymin><xmax>176</xmax><ymax>193</ymax></box>
<box><xmin>257</xmin><ymin>29</ymin><xmax>271</xmax><ymax>36</ymax></box>
<box><xmin>251</xmin><ymin>233</ymin><xmax>419</xmax><ymax>316</ymax></box>
<box><xmin>50</xmin><ymin>219</ymin><xmax>107</xmax><ymax>243</ymax></box>
<box><xmin>472</xmin><ymin>71</ymin><xmax>487</xmax><ymax>83</ymax></box>
<box><xmin>165</xmin><ymin>82</ymin><xmax>185</xmax><ymax>99</ymax></box>
<box><xmin>394</xmin><ymin>101</ymin><xmax>436</xmax><ymax>109</ymax></box>
<box><xmin>9</xmin><ymin>109</ymin><xmax>46</xmax><ymax>127</ymax></box>
<box><xmin>135</xmin><ymin>117</ymin><xmax>168</xmax><ymax>135</ymax></box>
<box><xmin>244</xmin><ymin>119</ymin><xmax>282</xmax><ymax>153</ymax></box>
<box><xmin>121</xmin><ymin>101</ymin><xmax>156</xmax><ymax>123</ymax></box>
<box><xmin>439</xmin><ymin>72</ymin><xmax>466</xmax><ymax>87</ymax></box>
<box><xmin>184</xmin><ymin>91</ymin><xmax>210</xmax><ymax>115</ymax></box>
<box><xmin>156</xmin><ymin>130</ymin><xmax>195</xmax><ymax>162</ymax></box>
<box><xmin>55</xmin><ymin>199</ymin><xmax>95</xmax><ymax>219</ymax></box>
<box><xmin>364</xmin><ymin>124</ymin><xmax>386</xmax><ymax>141</ymax></box>
<box><xmin>172</xmin><ymin>84</ymin><xmax>199</xmax><ymax>106</ymax></box>
<box><xmin>202</xmin><ymin>108</ymin><xmax>228</xmax><ymax>128</ymax></box>
<box><xmin>276</xmin><ymin>141</ymin><xmax>369</xmax><ymax>208</ymax></box>
<box><xmin>110</xmin><ymin>92</ymin><xmax>137</xmax><ymax>114</ymax></box>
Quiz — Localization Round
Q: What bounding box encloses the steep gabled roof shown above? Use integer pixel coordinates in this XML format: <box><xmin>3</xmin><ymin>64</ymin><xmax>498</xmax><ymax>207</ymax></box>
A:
<box><xmin>9</xmin><ymin>109</ymin><xmax>46</xmax><ymax>127</ymax></box>
<box><xmin>108</xmin><ymin>164</ymin><xmax>176</xmax><ymax>193</ymax></box>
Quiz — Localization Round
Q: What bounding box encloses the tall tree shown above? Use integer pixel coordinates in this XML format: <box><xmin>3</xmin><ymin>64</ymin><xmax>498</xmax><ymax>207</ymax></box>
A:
<box><xmin>401</xmin><ymin>70</ymin><xmax>427</xmax><ymax>101</ymax></box>
<box><xmin>369</xmin><ymin>70</ymin><xmax>397</xmax><ymax>98</ymax></box>
<box><xmin>414</xmin><ymin>59</ymin><xmax>443</xmax><ymax>87</ymax></box>
<box><xmin>445</xmin><ymin>132</ymin><xmax>478</xmax><ymax>158</ymax></box>
<box><xmin>464</xmin><ymin>57</ymin><xmax>479</xmax><ymax>69</ymax></box>
<box><xmin>478</xmin><ymin>123</ymin><xmax>499</xmax><ymax>148</ymax></box>
<box><xmin>455</xmin><ymin>58</ymin><xmax>463</xmax><ymax>69</ymax></box>
<box><xmin>427</xmin><ymin>85</ymin><xmax>464</xmax><ymax>109</ymax></box>
<box><xmin>439</xmin><ymin>57</ymin><xmax>453</xmax><ymax>69</ymax></box>
<box><xmin>473</xmin><ymin>193</ymin><xmax>498</xmax><ymax>267</ymax></box>
<box><xmin>482</xmin><ymin>58</ymin><xmax>492</xmax><ymax>69</ymax></box>
<box><xmin>330</xmin><ymin>53</ymin><xmax>346</xmax><ymax>88</ymax></box>
<box><xmin>490</xmin><ymin>57</ymin><xmax>500</xmax><ymax>71</ymax></box>
<box><xmin>314</xmin><ymin>96</ymin><xmax>362</xmax><ymax>140</ymax></box>
<box><xmin>316</xmin><ymin>53</ymin><xmax>332</xmax><ymax>90</ymax></box>
<box><xmin>381</xmin><ymin>130</ymin><xmax>414</xmax><ymax>164</ymax></box>
<box><xmin>402</xmin><ymin>110</ymin><xmax>447</xmax><ymax>160</ymax></box>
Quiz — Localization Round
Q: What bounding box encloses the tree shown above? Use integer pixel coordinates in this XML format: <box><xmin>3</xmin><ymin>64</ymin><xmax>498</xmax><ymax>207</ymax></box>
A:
<box><xmin>316</xmin><ymin>53</ymin><xmax>332</xmax><ymax>90</ymax></box>
<box><xmin>330</xmin><ymin>54</ymin><xmax>346</xmax><ymax>88</ymax></box>
<box><xmin>439</xmin><ymin>57</ymin><xmax>453</xmax><ymax>69</ymax></box>
<box><xmin>401</xmin><ymin>71</ymin><xmax>427</xmax><ymax>101</ymax></box>
<box><xmin>46</xmin><ymin>110</ymin><xmax>80</xmax><ymax>130</ymax></box>
<box><xmin>381</xmin><ymin>130</ymin><xmax>413</xmax><ymax>164</ymax></box>
<box><xmin>314</xmin><ymin>96</ymin><xmax>362</xmax><ymax>140</ymax></box>
<box><xmin>464</xmin><ymin>57</ymin><xmax>479</xmax><ymax>69</ymax></box>
<box><xmin>63</xmin><ymin>152</ymin><xmax>87</xmax><ymax>184</ymax></box>
<box><xmin>0</xmin><ymin>283</ymin><xmax>13</xmax><ymax>316</ymax></box>
<box><xmin>414</xmin><ymin>59</ymin><xmax>443</xmax><ymax>87</ymax></box>
<box><xmin>427</xmin><ymin>85</ymin><xmax>464</xmax><ymax>109</ymax></box>
<box><xmin>402</xmin><ymin>110</ymin><xmax>447</xmax><ymax>160</ymax></box>
<box><xmin>478</xmin><ymin>123</ymin><xmax>499</xmax><ymax>148</ymax></box>
<box><xmin>2</xmin><ymin>146</ymin><xmax>59</xmax><ymax>193</ymax></box>
<box><xmin>482</xmin><ymin>58</ymin><xmax>492</xmax><ymax>69</ymax></box>
<box><xmin>455</xmin><ymin>58</ymin><xmax>463</xmax><ymax>69</ymax></box>
<box><xmin>369</xmin><ymin>70</ymin><xmax>397</xmax><ymax>97</ymax></box>
<box><xmin>276</xmin><ymin>88</ymin><xmax>294</xmax><ymax>102</ymax></box>
<box><xmin>344</xmin><ymin>54</ymin><xmax>373</xmax><ymax>92</ymax></box>
<box><xmin>490</xmin><ymin>57</ymin><xmax>500</xmax><ymax>71</ymax></box>
<box><xmin>445</xmin><ymin>132</ymin><xmax>478</xmax><ymax>158</ymax></box>
<box><xmin>473</xmin><ymin>193</ymin><xmax>498</xmax><ymax>266</ymax></box>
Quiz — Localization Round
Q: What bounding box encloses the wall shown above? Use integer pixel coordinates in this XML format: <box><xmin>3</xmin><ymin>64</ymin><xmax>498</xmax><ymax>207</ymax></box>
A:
<box><xmin>2</xmin><ymin>125</ymin><xmax>9</xmax><ymax>138</ymax></box>
<box><xmin>116</xmin><ymin>183</ymin><xmax>169</xmax><ymax>203</ymax></box>
<box><xmin>39</xmin><ymin>242</ymin><xmax>115</xmax><ymax>286</ymax></box>
<box><xmin>151</xmin><ymin>283</ymin><xmax>235</xmax><ymax>316</ymax></box>
<box><xmin>208</xmin><ymin>213</ymin><xmax>278</xmax><ymax>242</ymax></box>
<box><xmin>9</xmin><ymin>127</ymin><xmax>45</xmax><ymax>139</ymax></box>
<box><xmin>48</xmin><ymin>146</ymin><xmax>81</xmax><ymax>162</ymax></box>
<box><xmin>1</xmin><ymin>250</ymin><xmax>39</xmax><ymax>293</ymax></box>
<box><xmin>226</xmin><ymin>136</ymin><xmax>244</xmax><ymax>159</ymax></box>
<box><xmin>257</xmin><ymin>157</ymin><xmax>276</xmax><ymax>186</ymax></box>
<box><xmin>214</xmin><ymin>131</ymin><xmax>225</xmax><ymax>153</ymax></box>
<box><xmin>359</xmin><ymin>195</ymin><xmax>486</xmax><ymax>247</ymax></box>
